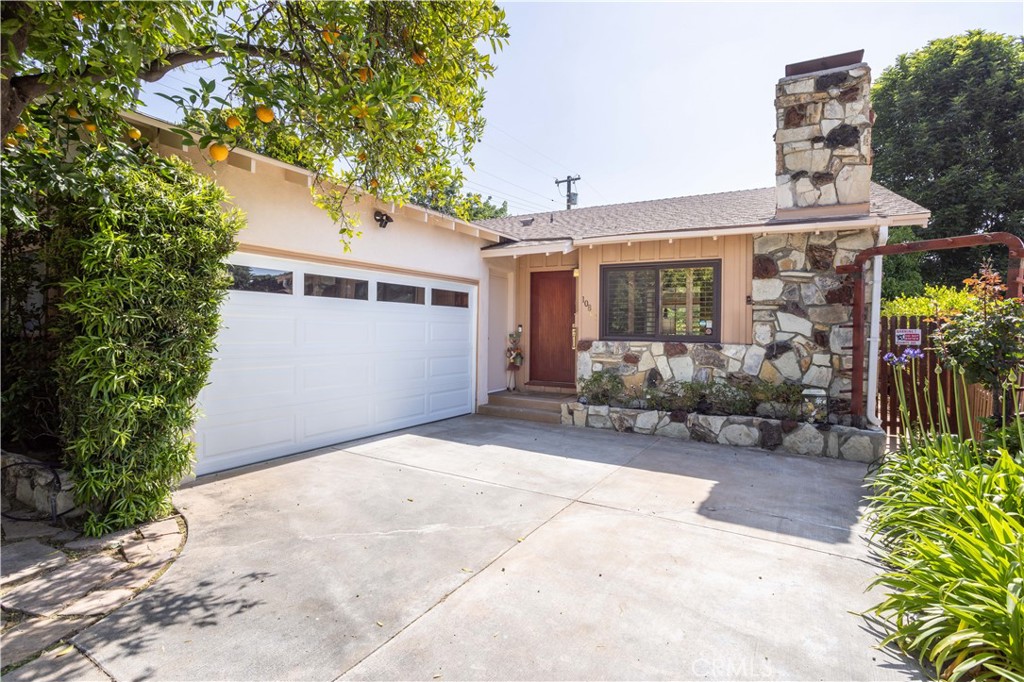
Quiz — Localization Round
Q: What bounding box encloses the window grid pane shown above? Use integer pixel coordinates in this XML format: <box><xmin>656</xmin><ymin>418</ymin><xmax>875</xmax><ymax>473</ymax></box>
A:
<box><xmin>606</xmin><ymin>269</ymin><xmax>657</xmax><ymax>336</ymax></box>
<box><xmin>602</xmin><ymin>261</ymin><xmax>718</xmax><ymax>341</ymax></box>
<box><xmin>660</xmin><ymin>266</ymin><xmax>715</xmax><ymax>337</ymax></box>
<box><xmin>228</xmin><ymin>265</ymin><xmax>293</xmax><ymax>294</ymax></box>
<box><xmin>377</xmin><ymin>282</ymin><xmax>425</xmax><ymax>305</ymax></box>
<box><xmin>304</xmin><ymin>274</ymin><xmax>368</xmax><ymax>300</ymax></box>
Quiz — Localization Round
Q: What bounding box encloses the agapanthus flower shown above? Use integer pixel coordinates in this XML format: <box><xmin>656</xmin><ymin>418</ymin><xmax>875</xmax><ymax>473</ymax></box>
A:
<box><xmin>902</xmin><ymin>347</ymin><xmax>925</xmax><ymax>360</ymax></box>
<box><xmin>883</xmin><ymin>352</ymin><xmax>907</xmax><ymax>367</ymax></box>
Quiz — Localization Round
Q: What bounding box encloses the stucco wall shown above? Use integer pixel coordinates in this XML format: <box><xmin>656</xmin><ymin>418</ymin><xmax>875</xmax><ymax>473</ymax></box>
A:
<box><xmin>153</xmin><ymin>141</ymin><xmax>498</xmax><ymax>407</ymax></box>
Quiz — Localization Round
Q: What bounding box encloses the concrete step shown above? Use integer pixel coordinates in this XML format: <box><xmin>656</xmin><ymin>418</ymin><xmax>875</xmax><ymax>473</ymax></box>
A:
<box><xmin>477</xmin><ymin>404</ymin><xmax>563</xmax><ymax>425</ymax></box>
<box><xmin>486</xmin><ymin>392</ymin><xmax>570</xmax><ymax>413</ymax></box>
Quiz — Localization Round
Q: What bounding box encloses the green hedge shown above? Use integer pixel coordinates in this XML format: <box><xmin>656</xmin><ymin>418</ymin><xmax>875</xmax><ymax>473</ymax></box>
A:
<box><xmin>3</xmin><ymin>140</ymin><xmax>242</xmax><ymax>535</ymax></box>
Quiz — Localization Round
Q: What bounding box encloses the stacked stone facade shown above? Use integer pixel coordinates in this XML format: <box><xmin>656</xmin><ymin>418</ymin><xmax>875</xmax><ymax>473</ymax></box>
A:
<box><xmin>775</xmin><ymin>63</ymin><xmax>872</xmax><ymax>210</ymax></box>
<box><xmin>576</xmin><ymin>228</ymin><xmax>878</xmax><ymax>415</ymax></box>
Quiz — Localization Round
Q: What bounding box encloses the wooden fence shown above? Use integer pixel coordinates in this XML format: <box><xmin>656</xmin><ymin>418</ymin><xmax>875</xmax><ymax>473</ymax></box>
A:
<box><xmin>877</xmin><ymin>315</ymin><xmax>996</xmax><ymax>438</ymax></box>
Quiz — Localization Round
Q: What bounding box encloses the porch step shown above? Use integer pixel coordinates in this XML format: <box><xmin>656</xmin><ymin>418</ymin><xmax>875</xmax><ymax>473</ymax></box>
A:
<box><xmin>478</xmin><ymin>391</ymin><xmax>577</xmax><ymax>425</ymax></box>
<box><xmin>477</xmin><ymin>404</ymin><xmax>563</xmax><ymax>425</ymax></box>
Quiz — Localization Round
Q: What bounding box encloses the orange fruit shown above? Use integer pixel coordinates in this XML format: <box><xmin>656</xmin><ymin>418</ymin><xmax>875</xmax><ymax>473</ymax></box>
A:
<box><xmin>127</xmin><ymin>127</ymin><xmax>142</xmax><ymax>140</ymax></box>
<box><xmin>410</xmin><ymin>95</ymin><xmax>422</xmax><ymax>104</ymax></box>
<box><xmin>13</xmin><ymin>123</ymin><xmax>28</xmax><ymax>136</ymax></box>
<box><xmin>255</xmin><ymin>105</ymin><xmax>274</xmax><ymax>123</ymax></box>
<box><xmin>66</xmin><ymin>107</ymin><xmax>81</xmax><ymax>119</ymax></box>
<box><xmin>225</xmin><ymin>114</ymin><xmax>241</xmax><ymax>130</ymax></box>
<box><xmin>350</xmin><ymin>103</ymin><xmax>369</xmax><ymax>119</ymax></box>
<box><xmin>357</xmin><ymin>67</ymin><xmax>371</xmax><ymax>83</ymax></box>
<box><xmin>368</xmin><ymin>178</ymin><xmax>379</xmax><ymax>189</ymax></box>
<box><xmin>4</xmin><ymin>136</ymin><xmax>18</xmax><ymax>148</ymax></box>
<box><xmin>322</xmin><ymin>27</ymin><xmax>339</xmax><ymax>43</ymax></box>
<box><xmin>83</xmin><ymin>121</ymin><xmax>97</xmax><ymax>132</ymax></box>
<box><xmin>411</xmin><ymin>51</ymin><xmax>426</xmax><ymax>65</ymax></box>
<box><xmin>209</xmin><ymin>143</ymin><xmax>230</xmax><ymax>161</ymax></box>
<box><xmin>357</xmin><ymin>151</ymin><xmax>367</xmax><ymax>161</ymax></box>
<box><xmin>414</xmin><ymin>144</ymin><xmax>424</xmax><ymax>154</ymax></box>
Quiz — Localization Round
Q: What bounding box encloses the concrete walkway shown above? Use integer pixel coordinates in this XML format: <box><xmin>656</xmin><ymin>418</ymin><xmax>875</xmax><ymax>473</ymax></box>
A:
<box><xmin>23</xmin><ymin>415</ymin><xmax>918</xmax><ymax>680</ymax></box>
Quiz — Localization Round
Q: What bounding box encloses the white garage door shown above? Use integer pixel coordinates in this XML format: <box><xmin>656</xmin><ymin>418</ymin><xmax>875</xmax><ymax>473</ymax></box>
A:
<box><xmin>193</xmin><ymin>253</ymin><xmax>477</xmax><ymax>475</ymax></box>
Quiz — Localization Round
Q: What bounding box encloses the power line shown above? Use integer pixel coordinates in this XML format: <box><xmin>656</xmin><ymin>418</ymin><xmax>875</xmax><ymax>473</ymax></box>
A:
<box><xmin>554</xmin><ymin>175</ymin><xmax>580</xmax><ymax>210</ymax></box>
<box><xmin>463</xmin><ymin>180</ymin><xmax>553</xmax><ymax>214</ymax></box>
<box><xmin>472</xmin><ymin>168</ymin><xmax>558</xmax><ymax>205</ymax></box>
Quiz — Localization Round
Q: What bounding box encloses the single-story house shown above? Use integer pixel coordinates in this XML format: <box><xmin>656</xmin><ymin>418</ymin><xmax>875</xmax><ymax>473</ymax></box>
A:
<box><xmin>129</xmin><ymin>50</ymin><xmax>928</xmax><ymax>475</ymax></box>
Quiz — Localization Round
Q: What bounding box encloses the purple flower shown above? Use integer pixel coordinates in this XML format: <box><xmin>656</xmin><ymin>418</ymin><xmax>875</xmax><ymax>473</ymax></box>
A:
<box><xmin>883</xmin><ymin>352</ymin><xmax>906</xmax><ymax>367</ymax></box>
<box><xmin>902</xmin><ymin>347</ymin><xmax>925</xmax><ymax>360</ymax></box>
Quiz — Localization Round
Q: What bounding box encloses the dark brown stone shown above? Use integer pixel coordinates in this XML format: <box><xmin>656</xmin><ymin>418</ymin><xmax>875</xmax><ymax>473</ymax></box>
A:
<box><xmin>664</xmin><ymin>342</ymin><xmax>688</xmax><ymax>357</ymax></box>
<box><xmin>815</xmin><ymin>72</ymin><xmax>848</xmax><ymax>91</ymax></box>
<box><xmin>790</xmin><ymin>170</ymin><xmax>808</xmax><ymax>181</ymax></box>
<box><xmin>810</xmin><ymin>135</ymin><xmax>826</xmax><ymax>144</ymax></box>
<box><xmin>691</xmin><ymin>347</ymin><xmax>727</xmax><ymax>370</ymax></box>
<box><xmin>813</xmin><ymin>330</ymin><xmax>829</xmax><ymax>348</ymax></box>
<box><xmin>825</xmin><ymin>124</ymin><xmax>860</xmax><ymax>149</ymax></box>
<box><xmin>780</xmin><ymin>301</ymin><xmax>806</xmax><ymax>317</ymax></box>
<box><xmin>753</xmin><ymin>255</ymin><xmax>779</xmax><ymax>279</ymax></box>
<box><xmin>784</xmin><ymin>105</ymin><xmax>806</xmax><ymax>129</ymax></box>
<box><xmin>669</xmin><ymin>410</ymin><xmax>688</xmax><ymax>423</ymax></box>
<box><xmin>765</xmin><ymin>341</ymin><xmax>792</xmax><ymax>360</ymax></box>
<box><xmin>781</xmin><ymin>419</ymin><xmax>800</xmax><ymax>433</ymax></box>
<box><xmin>825</xmin><ymin>283</ymin><xmax>853</xmax><ymax>305</ymax></box>
<box><xmin>807</xmin><ymin>244</ymin><xmax>835</xmax><ymax>271</ymax></box>
<box><xmin>623</xmin><ymin>353</ymin><xmax>640</xmax><ymax>365</ymax></box>
<box><xmin>645</xmin><ymin>368</ymin><xmax>663</xmax><ymax>388</ymax></box>
<box><xmin>811</xmin><ymin>172</ymin><xmax>834</xmax><ymax>187</ymax></box>
<box><xmin>758</xmin><ymin>421</ymin><xmax>783</xmax><ymax>450</ymax></box>
<box><xmin>577</xmin><ymin>340</ymin><xmax>593</xmax><ymax>352</ymax></box>
<box><xmin>837</xmin><ymin>86</ymin><xmax>860</xmax><ymax>103</ymax></box>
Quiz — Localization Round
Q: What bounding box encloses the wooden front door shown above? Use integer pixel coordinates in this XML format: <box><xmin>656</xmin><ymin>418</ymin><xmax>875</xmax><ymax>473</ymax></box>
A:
<box><xmin>529</xmin><ymin>270</ymin><xmax>575</xmax><ymax>384</ymax></box>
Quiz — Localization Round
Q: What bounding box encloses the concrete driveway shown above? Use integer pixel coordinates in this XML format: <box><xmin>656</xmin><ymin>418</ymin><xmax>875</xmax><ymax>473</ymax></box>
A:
<box><xmin>73</xmin><ymin>415</ymin><xmax>920</xmax><ymax>681</ymax></box>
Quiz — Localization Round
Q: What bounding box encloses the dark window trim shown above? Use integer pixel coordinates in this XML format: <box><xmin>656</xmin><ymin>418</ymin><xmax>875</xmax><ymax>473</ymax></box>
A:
<box><xmin>599</xmin><ymin>259</ymin><xmax>722</xmax><ymax>342</ymax></box>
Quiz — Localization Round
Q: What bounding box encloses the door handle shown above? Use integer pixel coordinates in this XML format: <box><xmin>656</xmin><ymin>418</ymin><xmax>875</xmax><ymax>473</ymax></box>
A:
<box><xmin>571</xmin><ymin>326</ymin><xmax>578</xmax><ymax>351</ymax></box>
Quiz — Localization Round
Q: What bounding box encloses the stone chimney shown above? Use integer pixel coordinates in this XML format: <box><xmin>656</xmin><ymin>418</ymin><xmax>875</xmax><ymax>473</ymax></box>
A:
<box><xmin>775</xmin><ymin>50</ymin><xmax>872</xmax><ymax>217</ymax></box>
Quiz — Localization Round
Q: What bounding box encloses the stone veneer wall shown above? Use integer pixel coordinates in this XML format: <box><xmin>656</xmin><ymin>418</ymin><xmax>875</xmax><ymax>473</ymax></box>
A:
<box><xmin>577</xmin><ymin>228</ymin><xmax>878</xmax><ymax>416</ymax></box>
<box><xmin>775</xmin><ymin>63</ymin><xmax>872</xmax><ymax>209</ymax></box>
<box><xmin>559</xmin><ymin>404</ymin><xmax>884</xmax><ymax>463</ymax></box>
<box><xmin>1</xmin><ymin>450</ymin><xmax>80</xmax><ymax>518</ymax></box>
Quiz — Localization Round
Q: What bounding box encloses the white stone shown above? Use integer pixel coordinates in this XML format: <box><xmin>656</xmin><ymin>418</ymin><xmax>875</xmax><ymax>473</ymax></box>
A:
<box><xmin>809</xmin><ymin>231</ymin><xmax>836</xmax><ymax>246</ymax></box>
<box><xmin>782</xmin><ymin>424</ymin><xmax>825</xmax><ymax>456</ymax></box>
<box><xmin>721</xmin><ymin>345</ymin><xmax>746</xmax><ymax>360</ymax></box>
<box><xmin>593</xmin><ymin>362</ymin><xmax>603</xmax><ymax>371</ymax></box>
<box><xmin>655</xmin><ymin>355</ymin><xmax>672</xmax><ymax>381</ymax></box>
<box><xmin>775</xmin><ymin>125</ymin><xmax>818</xmax><ymax>144</ymax></box>
<box><xmin>776</xmin><ymin>312</ymin><xmax>813</xmax><ymax>337</ymax></box>
<box><xmin>752</xmin><ymin>278</ymin><xmax>784</xmax><ymax>302</ymax></box>
<box><xmin>821</xmin><ymin>119</ymin><xmax>841</xmax><ymax>136</ymax></box>
<box><xmin>849</xmin><ymin>114</ymin><xmax>870</xmax><ymax>126</ymax></box>
<box><xmin>754</xmin><ymin>234</ymin><xmax>789</xmax><ymax>254</ymax></box>
<box><xmin>785</xmin><ymin>150</ymin><xmax>813</xmax><ymax>172</ymax></box>
<box><xmin>668</xmin><ymin>356</ymin><xmax>693</xmax><ymax>382</ymax></box>
<box><xmin>655</xmin><ymin>421</ymin><xmax>690</xmax><ymax>440</ymax></box>
<box><xmin>577</xmin><ymin>352</ymin><xmax>592</xmax><ymax>381</ymax></box>
<box><xmin>817</xmin><ymin>183</ymin><xmax>837</xmax><ymax>205</ymax></box>
<box><xmin>795</xmin><ymin>177</ymin><xmax>814</xmax><ymax>194</ymax></box>
<box><xmin>846</xmin><ymin>100</ymin><xmax>864</xmax><ymax>117</ymax></box>
<box><xmin>836</xmin><ymin>230</ymin><xmax>875</xmax><ymax>250</ymax></box>
<box><xmin>836</xmin><ymin>164</ymin><xmax>871</xmax><ymax>204</ymax></box>
<box><xmin>727</xmin><ymin>358</ymin><xmax>741</xmax><ymax>373</ymax></box>
<box><xmin>830</xmin><ymin>326</ymin><xmax>853</xmax><ymax>354</ymax></box>
<box><xmin>589</xmin><ymin>405</ymin><xmax>610</xmax><ymax>416</ymax></box>
<box><xmin>776</xmin><ymin>185</ymin><xmax>794</xmax><ymax>210</ymax></box>
<box><xmin>773</xmin><ymin>353</ymin><xmax>803</xmax><ymax>381</ymax></box>
<box><xmin>587</xmin><ymin>414</ymin><xmax>612</xmax><ymax>429</ymax></box>
<box><xmin>650</xmin><ymin>342</ymin><xmax>664</xmax><ymax>356</ymax></box>
<box><xmin>812</xmin><ymin>353</ymin><xmax>830</xmax><ymax>366</ymax></box>
<box><xmin>835</xmin><ymin>248</ymin><xmax>858</xmax><ymax>266</ymax></box>
<box><xmin>719</xmin><ymin>424</ymin><xmax>759</xmax><ymax>447</ymax></box>
<box><xmin>753</xmin><ymin>322</ymin><xmax>775</xmax><ymax>346</ymax></box>
<box><xmin>796</xmin><ymin>187</ymin><xmax>820</xmax><ymax>207</ymax></box>
<box><xmin>634</xmin><ymin>410</ymin><xmax>660</xmax><ymax>434</ymax></box>
<box><xmin>638</xmin><ymin>351</ymin><xmax>655</xmax><ymax>372</ymax></box>
<box><xmin>803</xmin><ymin>365</ymin><xmax>832</xmax><ymax>388</ymax></box>
<box><xmin>811</xmin><ymin>148</ymin><xmax>831</xmax><ymax>170</ymax></box>
<box><xmin>692</xmin><ymin>414</ymin><xmax>728</xmax><ymax>436</ymax></box>
<box><xmin>783</xmin><ymin>78</ymin><xmax>815</xmax><ymax>94</ymax></box>
<box><xmin>743</xmin><ymin>345</ymin><xmax>766</xmax><ymax>375</ymax></box>
<box><xmin>849</xmin><ymin>67</ymin><xmax>867</xmax><ymax>77</ymax></box>
<box><xmin>841</xmin><ymin>434</ymin><xmax>877</xmax><ymax>463</ymax></box>
<box><xmin>824</xmin><ymin>101</ymin><xmax>844</xmax><ymax>119</ymax></box>
<box><xmin>782</xmin><ymin>140</ymin><xmax>813</xmax><ymax>153</ymax></box>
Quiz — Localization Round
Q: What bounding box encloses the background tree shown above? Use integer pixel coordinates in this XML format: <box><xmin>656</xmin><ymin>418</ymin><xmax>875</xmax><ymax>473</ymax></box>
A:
<box><xmin>872</xmin><ymin>31</ymin><xmax>1024</xmax><ymax>288</ymax></box>
<box><xmin>1</xmin><ymin>1</ymin><xmax>509</xmax><ymax>233</ymax></box>
<box><xmin>880</xmin><ymin>226</ymin><xmax>925</xmax><ymax>300</ymax></box>
<box><xmin>410</xmin><ymin>185</ymin><xmax>509</xmax><ymax>222</ymax></box>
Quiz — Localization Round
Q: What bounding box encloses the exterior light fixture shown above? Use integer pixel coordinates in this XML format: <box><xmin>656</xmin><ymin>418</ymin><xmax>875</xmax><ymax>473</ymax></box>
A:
<box><xmin>373</xmin><ymin>210</ymin><xmax>393</xmax><ymax>229</ymax></box>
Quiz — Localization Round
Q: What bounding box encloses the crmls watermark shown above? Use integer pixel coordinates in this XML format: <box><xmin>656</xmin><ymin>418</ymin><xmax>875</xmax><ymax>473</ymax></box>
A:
<box><xmin>690</xmin><ymin>652</ymin><xmax>775</xmax><ymax>679</ymax></box>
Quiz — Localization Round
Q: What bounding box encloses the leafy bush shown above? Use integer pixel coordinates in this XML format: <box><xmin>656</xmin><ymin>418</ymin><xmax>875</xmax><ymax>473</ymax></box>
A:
<box><xmin>867</xmin><ymin>348</ymin><xmax>1024</xmax><ymax>680</ymax></box>
<box><xmin>881</xmin><ymin>284</ymin><xmax>981</xmax><ymax>318</ymax></box>
<box><xmin>705</xmin><ymin>382</ymin><xmax>756</xmax><ymax>416</ymax></box>
<box><xmin>4</xmin><ymin>139</ymin><xmax>242</xmax><ymax>535</ymax></box>
<box><xmin>578</xmin><ymin>370</ymin><xmax>625</xmax><ymax>406</ymax></box>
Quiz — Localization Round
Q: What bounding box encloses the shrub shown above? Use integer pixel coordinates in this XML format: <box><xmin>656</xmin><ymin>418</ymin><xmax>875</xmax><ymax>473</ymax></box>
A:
<box><xmin>705</xmin><ymin>382</ymin><xmax>756</xmax><ymax>416</ymax></box>
<box><xmin>881</xmin><ymin>284</ymin><xmax>981</xmax><ymax>318</ymax></box>
<box><xmin>5</xmin><ymin>141</ymin><xmax>242</xmax><ymax>535</ymax></box>
<box><xmin>578</xmin><ymin>370</ymin><xmax>625</xmax><ymax>406</ymax></box>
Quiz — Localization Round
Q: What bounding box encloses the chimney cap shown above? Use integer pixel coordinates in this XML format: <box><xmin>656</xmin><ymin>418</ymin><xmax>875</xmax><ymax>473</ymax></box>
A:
<box><xmin>785</xmin><ymin>50</ymin><xmax>865</xmax><ymax>77</ymax></box>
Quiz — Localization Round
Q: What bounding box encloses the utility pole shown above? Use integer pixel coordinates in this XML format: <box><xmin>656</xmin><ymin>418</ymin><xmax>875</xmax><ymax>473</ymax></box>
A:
<box><xmin>555</xmin><ymin>175</ymin><xmax>581</xmax><ymax>210</ymax></box>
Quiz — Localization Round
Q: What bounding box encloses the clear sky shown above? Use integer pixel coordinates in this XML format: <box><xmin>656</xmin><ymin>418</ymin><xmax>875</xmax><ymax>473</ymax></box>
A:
<box><xmin>140</xmin><ymin>1</ymin><xmax>1023</xmax><ymax>217</ymax></box>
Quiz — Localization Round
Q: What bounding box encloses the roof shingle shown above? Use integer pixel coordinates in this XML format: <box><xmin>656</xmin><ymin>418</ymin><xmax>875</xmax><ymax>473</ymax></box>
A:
<box><xmin>476</xmin><ymin>183</ymin><xmax>928</xmax><ymax>241</ymax></box>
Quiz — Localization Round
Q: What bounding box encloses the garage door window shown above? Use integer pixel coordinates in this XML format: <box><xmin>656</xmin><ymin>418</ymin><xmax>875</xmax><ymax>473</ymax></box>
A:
<box><xmin>304</xmin><ymin>274</ymin><xmax>368</xmax><ymax>300</ymax></box>
<box><xmin>377</xmin><ymin>282</ymin><xmax>425</xmax><ymax>304</ymax></box>
<box><xmin>228</xmin><ymin>265</ymin><xmax>293</xmax><ymax>294</ymax></box>
<box><xmin>431</xmin><ymin>288</ymin><xmax>469</xmax><ymax>308</ymax></box>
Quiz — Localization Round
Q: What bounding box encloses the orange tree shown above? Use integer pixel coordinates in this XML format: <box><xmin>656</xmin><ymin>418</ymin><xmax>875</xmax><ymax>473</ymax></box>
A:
<box><xmin>1</xmin><ymin>1</ymin><xmax>509</xmax><ymax>233</ymax></box>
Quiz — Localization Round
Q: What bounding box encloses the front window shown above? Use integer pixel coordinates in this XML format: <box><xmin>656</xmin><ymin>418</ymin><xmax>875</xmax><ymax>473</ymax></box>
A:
<box><xmin>601</xmin><ymin>261</ymin><xmax>720</xmax><ymax>341</ymax></box>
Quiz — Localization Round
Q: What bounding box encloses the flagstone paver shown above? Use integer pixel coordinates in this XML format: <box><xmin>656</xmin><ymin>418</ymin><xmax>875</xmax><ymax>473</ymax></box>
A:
<box><xmin>1</xmin><ymin>540</ymin><xmax>68</xmax><ymax>585</ymax></box>
<box><xmin>1</xmin><ymin>616</ymin><xmax>98</xmax><ymax>668</ymax></box>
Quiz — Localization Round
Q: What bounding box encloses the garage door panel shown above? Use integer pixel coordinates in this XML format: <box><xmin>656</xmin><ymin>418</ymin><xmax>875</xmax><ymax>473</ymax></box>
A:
<box><xmin>301</xmin><ymin>401</ymin><xmax>372</xmax><ymax>440</ymax></box>
<box><xmin>195</xmin><ymin>256</ymin><xmax>475</xmax><ymax>474</ymax></box>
